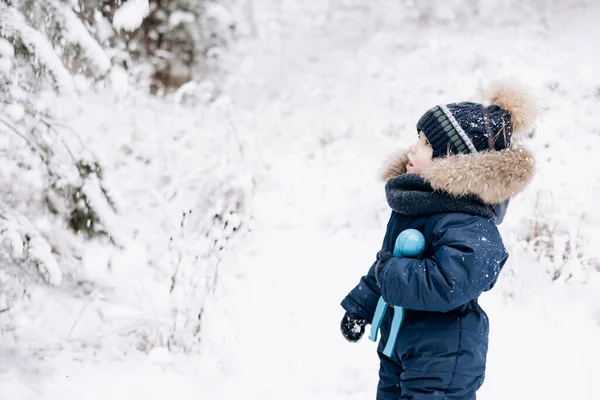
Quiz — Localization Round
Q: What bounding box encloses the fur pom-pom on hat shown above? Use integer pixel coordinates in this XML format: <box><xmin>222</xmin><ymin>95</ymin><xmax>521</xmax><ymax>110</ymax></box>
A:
<box><xmin>483</xmin><ymin>79</ymin><xmax>540</xmax><ymax>136</ymax></box>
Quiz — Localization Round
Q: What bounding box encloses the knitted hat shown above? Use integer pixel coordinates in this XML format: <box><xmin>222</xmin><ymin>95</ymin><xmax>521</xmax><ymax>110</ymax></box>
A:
<box><xmin>416</xmin><ymin>81</ymin><xmax>539</xmax><ymax>158</ymax></box>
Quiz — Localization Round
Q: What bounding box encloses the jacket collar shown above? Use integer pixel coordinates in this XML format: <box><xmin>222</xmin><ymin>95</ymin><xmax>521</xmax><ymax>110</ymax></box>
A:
<box><xmin>384</xmin><ymin>174</ymin><xmax>502</xmax><ymax>221</ymax></box>
<box><xmin>380</xmin><ymin>145</ymin><xmax>535</xmax><ymax>205</ymax></box>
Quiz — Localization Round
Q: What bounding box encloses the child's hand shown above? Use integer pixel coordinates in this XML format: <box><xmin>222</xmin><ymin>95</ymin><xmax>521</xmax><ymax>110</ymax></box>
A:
<box><xmin>375</xmin><ymin>249</ymin><xmax>393</xmax><ymax>286</ymax></box>
<box><xmin>376</xmin><ymin>249</ymin><xmax>393</xmax><ymax>264</ymax></box>
<box><xmin>340</xmin><ymin>312</ymin><xmax>368</xmax><ymax>342</ymax></box>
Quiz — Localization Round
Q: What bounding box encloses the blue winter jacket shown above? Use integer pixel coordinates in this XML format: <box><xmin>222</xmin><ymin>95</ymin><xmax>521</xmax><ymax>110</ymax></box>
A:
<box><xmin>342</xmin><ymin>204</ymin><xmax>507</xmax><ymax>374</ymax></box>
<box><xmin>340</xmin><ymin>145</ymin><xmax>535</xmax><ymax>390</ymax></box>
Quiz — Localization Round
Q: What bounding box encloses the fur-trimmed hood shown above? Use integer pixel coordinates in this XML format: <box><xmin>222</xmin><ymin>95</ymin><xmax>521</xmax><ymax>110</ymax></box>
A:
<box><xmin>380</xmin><ymin>146</ymin><xmax>535</xmax><ymax>205</ymax></box>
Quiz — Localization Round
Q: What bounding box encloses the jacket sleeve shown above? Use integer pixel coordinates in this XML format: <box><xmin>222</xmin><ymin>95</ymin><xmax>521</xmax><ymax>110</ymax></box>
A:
<box><xmin>340</xmin><ymin>214</ymin><xmax>396</xmax><ymax>323</ymax></box>
<box><xmin>340</xmin><ymin>261</ymin><xmax>381</xmax><ymax>323</ymax></box>
<box><xmin>376</xmin><ymin>214</ymin><xmax>508</xmax><ymax>313</ymax></box>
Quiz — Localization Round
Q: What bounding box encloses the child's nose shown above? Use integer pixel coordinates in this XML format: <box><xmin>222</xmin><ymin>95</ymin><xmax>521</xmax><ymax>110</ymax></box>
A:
<box><xmin>409</xmin><ymin>144</ymin><xmax>416</xmax><ymax>154</ymax></box>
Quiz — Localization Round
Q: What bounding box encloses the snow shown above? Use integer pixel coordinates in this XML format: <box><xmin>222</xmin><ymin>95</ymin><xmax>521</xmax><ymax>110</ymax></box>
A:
<box><xmin>168</xmin><ymin>11</ymin><xmax>195</xmax><ymax>27</ymax></box>
<box><xmin>2</xmin><ymin>1</ymin><xmax>600</xmax><ymax>399</ymax></box>
<box><xmin>205</xmin><ymin>3</ymin><xmax>235</xmax><ymax>26</ymax></box>
<box><xmin>0</xmin><ymin>57</ymin><xmax>11</xmax><ymax>75</ymax></box>
<box><xmin>0</xmin><ymin>37</ymin><xmax>14</xmax><ymax>58</ymax></box>
<box><xmin>0</xmin><ymin>6</ymin><xmax>74</xmax><ymax>94</ymax></box>
<box><xmin>109</xmin><ymin>65</ymin><xmax>129</xmax><ymax>97</ymax></box>
<box><xmin>60</xmin><ymin>4</ymin><xmax>111</xmax><ymax>75</ymax></box>
<box><xmin>2</xmin><ymin>225</ymin><xmax>24</xmax><ymax>259</ymax></box>
<box><xmin>112</xmin><ymin>0</ymin><xmax>150</xmax><ymax>32</ymax></box>
<box><xmin>5</xmin><ymin>103</ymin><xmax>25</xmax><ymax>122</ymax></box>
<box><xmin>93</xmin><ymin>10</ymin><xmax>115</xmax><ymax>43</ymax></box>
<box><xmin>26</xmin><ymin>234</ymin><xmax>63</xmax><ymax>286</ymax></box>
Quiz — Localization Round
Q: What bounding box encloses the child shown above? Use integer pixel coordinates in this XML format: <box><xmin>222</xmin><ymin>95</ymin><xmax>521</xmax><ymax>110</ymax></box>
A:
<box><xmin>340</xmin><ymin>81</ymin><xmax>539</xmax><ymax>399</ymax></box>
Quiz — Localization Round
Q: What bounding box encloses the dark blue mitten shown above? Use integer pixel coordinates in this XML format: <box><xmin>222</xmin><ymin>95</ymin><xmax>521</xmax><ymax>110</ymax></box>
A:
<box><xmin>340</xmin><ymin>312</ymin><xmax>368</xmax><ymax>342</ymax></box>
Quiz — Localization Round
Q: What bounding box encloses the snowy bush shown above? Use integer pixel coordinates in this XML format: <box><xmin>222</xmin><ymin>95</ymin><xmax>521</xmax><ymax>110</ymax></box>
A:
<box><xmin>518</xmin><ymin>190</ymin><xmax>600</xmax><ymax>283</ymax></box>
<box><xmin>25</xmin><ymin>91</ymin><xmax>259</xmax><ymax>353</ymax></box>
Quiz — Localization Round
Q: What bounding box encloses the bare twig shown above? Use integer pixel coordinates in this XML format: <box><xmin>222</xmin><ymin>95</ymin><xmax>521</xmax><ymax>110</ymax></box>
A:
<box><xmin>39</xmin><ymin>115</ymin><xmax>86</xmax><ymax>150</ymax></box>
<box><xmin>0</xmin><ymin>117</ymin><xmax>44</xmax><ymax>161</ymax></box>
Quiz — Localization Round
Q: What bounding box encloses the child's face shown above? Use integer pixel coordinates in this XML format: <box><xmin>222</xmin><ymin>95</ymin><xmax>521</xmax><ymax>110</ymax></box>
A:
<box><xmin>406</xmin><ymin>132</ymin><xmax>433</xmax><ymax>174</ymax></box>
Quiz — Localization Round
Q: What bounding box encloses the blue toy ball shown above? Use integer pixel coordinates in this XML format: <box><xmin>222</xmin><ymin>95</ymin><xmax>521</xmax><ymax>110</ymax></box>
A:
<box><xmin>369</xmin><ymin>228</ymin><xmax>426</xmax><ymax>354</ymax></box>
<box><xmin>393</xmin><ymin>229</ymin><xmax>425</xmax><ymax>257</ymax></box>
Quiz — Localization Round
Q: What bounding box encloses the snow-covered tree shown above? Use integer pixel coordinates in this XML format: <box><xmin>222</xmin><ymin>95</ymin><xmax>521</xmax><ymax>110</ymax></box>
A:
<box><xmin>0</xmin><ymin>0</ymin><xmax>119</xmax><ymax>302</ymax></box>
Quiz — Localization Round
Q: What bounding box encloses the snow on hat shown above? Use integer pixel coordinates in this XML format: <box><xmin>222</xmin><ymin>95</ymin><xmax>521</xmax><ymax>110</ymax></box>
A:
<box><xmin>416</xmin><ymin>80</ymin><xmax>540</xmax><ymax>158</ymax></box>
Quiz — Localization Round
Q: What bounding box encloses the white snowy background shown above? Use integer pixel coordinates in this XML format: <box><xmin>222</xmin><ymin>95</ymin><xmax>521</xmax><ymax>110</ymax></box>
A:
<box><xmin>1</xmin><ymin>0</ymin><xmax>600</xmax><ymax>399</ymax></box>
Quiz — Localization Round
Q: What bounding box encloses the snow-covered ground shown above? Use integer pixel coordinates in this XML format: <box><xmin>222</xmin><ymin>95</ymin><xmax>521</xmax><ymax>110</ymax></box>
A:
<box><xmin>2</xmin><ymin>0</ymin><xmax>600</xmax><ymax>399</ymax></box>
